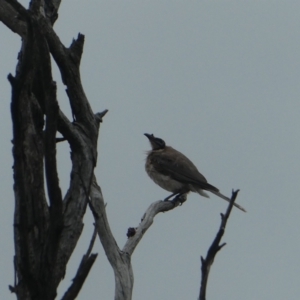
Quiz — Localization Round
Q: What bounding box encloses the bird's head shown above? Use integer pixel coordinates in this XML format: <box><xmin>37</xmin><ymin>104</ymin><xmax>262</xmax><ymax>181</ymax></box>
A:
<box><xmin>144</xmin><ymin>133</ymin><xmax>166</xmax><ymax>150</ymax></box>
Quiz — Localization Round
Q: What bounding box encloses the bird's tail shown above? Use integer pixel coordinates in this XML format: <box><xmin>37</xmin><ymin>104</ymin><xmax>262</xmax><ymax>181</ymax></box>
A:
<box><xmin>209</xmin><ymin>190</ymin><xmax>246</xmax><ymax>212</ymax></box>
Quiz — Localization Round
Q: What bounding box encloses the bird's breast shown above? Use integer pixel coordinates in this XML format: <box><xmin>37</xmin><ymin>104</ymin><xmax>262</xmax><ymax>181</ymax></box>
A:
<box><xmin>145</xmin><ymin>160</ymin><xmax>184</xmax><ymax>192</ymax></box>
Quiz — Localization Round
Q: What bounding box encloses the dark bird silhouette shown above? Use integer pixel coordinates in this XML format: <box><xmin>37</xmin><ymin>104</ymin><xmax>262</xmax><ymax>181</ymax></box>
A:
<box><xmin>144</xmin><ymin>133</ymin><xmax>246</xmax><ymax>212</ymax></box>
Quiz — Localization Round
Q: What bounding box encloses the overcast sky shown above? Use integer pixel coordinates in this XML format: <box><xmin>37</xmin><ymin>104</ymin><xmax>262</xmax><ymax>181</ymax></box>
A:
<box><xmin>1</xmin><ymin>1</ymin><xmax>300</xmax><ymax>299</ymax></box>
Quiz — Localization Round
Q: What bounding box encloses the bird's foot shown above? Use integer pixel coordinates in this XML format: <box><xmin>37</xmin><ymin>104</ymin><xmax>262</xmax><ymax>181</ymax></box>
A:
<box><xmin>163</xmin><ymin>193</ymin><xmax>176</xmax><ymax>201</ymax></box>
<box><xmin>170</xmin><ymin>193</ymin><xmax>187</xmax><ymax>206</ymax></box>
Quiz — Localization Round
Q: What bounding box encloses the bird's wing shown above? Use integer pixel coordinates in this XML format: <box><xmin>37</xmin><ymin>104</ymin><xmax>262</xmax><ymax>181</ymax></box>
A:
<box><xmin>150</xmin><ymin>147</ymin><xmax>219</xmax><ymax>192</ymax></box>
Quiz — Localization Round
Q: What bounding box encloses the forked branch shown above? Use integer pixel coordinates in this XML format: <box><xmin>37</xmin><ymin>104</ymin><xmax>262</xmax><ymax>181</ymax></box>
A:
<box><xmin>89</xmin><ymin>180</ymin><xmax>186</xmax><ymax>300</ymax></box>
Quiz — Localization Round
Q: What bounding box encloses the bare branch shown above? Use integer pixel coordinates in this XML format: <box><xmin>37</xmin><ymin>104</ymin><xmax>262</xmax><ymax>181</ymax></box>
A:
<box><xmin>4</xmin><ymin>0</ymin><xmax>29</xmax><ymax>17</ymax></box>
<box><xmin>0</xmin><ymin>0</ymin><xmax>27</xmax><ymax>37</ymax></box>
<box><xmin>0</xmin><ymin>0</ymin><xmax>61</xmax><ymax>36</ymax></box>
<box><xmin>44</xmin><ymin>0</ymin><xmax>62</xmax><ymax>24</ymax></box>
<box><xmin>123</xmin><ymin>196</ymin><xmax>186</xmax><ymax>256</ymax></box>
<box><xmin>57</xmin><ymin>109</ymin><xmax>81</xmax><ymax>147</ymax></box>
<box><xmin>89</xmin><ymin>175</ymin><xmax>186</xmax><ymax>300</ymax></box>
<box><xmin>39</xmin><ymin>19</ymin><xmax>96</xmax><ymax>127</ymax></box>
<box><xmin>85</xmin><ymin>225</ymin><xmax>98</xmax><ymax>258</ymax></box>
<box><xmin>89</xmin><ymin>176</ymin><xmax>122</xmax><ymax>267</ymax></box>
<box><xmin>61</xmin><ymin>226</ymin><xmax>98</xmax><ymax>300</ymax></box>
<box><xmin>198</xmin><ymin>190</ymin><xmax>240</xmax><ymax>300</ymax></box>
<box><xmin>95</xmin><ymin>109</ymin><xmax>109</xmax><ymax>124</ymax></box>
<box><xmin>89</xmin><ymin>176</ymin><xmax>134</xmax><ymax>300</ymax></box>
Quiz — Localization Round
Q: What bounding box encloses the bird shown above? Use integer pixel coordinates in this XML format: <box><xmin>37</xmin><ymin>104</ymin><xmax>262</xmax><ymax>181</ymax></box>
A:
<box><xmin>144</xmin><ymin>133</ymin><xmax>246</xmax><ymax>212</ymax></box>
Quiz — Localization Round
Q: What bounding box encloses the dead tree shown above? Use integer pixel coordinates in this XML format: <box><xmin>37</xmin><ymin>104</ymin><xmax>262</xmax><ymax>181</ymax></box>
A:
<box><xmin>0</xmin><ymin>1</ymin><xmax>243</xmax><ymax>299</ymax></box>
<box><xmin>1</xmin><ymin>0</ymin><xmax>105</xmax><ymax>299</ymax></box>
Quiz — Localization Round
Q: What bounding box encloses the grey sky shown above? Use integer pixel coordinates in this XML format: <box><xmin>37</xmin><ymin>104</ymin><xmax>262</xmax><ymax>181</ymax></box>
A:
<box><xmin>1</xmin><ymin>1</ymin><xmax>300</xmax><ymax>299</ymax></box>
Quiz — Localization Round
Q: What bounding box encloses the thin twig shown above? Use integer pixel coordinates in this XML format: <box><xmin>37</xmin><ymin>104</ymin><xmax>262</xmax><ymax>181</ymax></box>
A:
<box><xmin>199</xmin><ymin>189</ymin><xmax>240</xmax><ymax>300</ymax></box>
<box><xmin>85</xmin><ymin>224</ymin><xmax>98</xmax><ymax>258</ymax></box>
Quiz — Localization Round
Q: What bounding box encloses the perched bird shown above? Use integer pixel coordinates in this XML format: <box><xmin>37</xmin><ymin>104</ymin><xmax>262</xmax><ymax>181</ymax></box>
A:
<box><xmin>144</xmin><ymin>133</ymin><xmax>246</xmax><ymax>212</ymax></box>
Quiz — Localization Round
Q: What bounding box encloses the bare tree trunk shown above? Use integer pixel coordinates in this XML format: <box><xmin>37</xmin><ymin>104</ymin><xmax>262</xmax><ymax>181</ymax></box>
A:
<box><xmin>1</xmin><ymin>1</ymin><xmax>105</xmax><ymax>299</ymax></box>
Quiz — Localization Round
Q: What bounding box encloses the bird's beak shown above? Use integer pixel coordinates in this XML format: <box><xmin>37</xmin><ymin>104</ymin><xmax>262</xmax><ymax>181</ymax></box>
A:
<box><xmin>144</xmin><ymin>133</ymin><xmax>154</xmax><ymax>140</ymax></box>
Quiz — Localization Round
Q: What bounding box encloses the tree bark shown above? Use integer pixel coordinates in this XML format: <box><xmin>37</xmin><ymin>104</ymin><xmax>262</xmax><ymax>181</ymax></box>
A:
<box><xmin>2</xmin><ymin>1</ymin><xmax>104</xmax><ymax>299</ymax></box>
